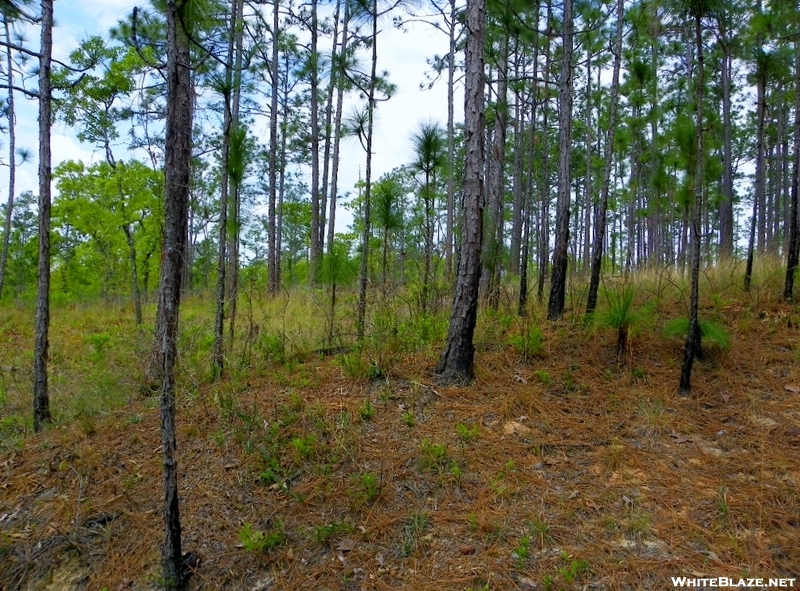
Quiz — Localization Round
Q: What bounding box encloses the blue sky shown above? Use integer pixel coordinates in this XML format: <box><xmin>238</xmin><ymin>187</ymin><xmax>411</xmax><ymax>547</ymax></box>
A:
<box><xmin>7</xmin><ymin>0</ymin><xmax>457</xmax><ymax>235</ymax></box>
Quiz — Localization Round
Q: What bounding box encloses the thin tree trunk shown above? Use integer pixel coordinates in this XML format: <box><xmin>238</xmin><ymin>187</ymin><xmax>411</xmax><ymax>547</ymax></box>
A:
<box><xmin>783</xmin><ymin>38</ymin><xmax>800</xmax><ymax>301</ymax></box>
<box><xmin>320</xmin><ymin>0</ymin><xmax>341</xmax><ymax>254</ymax></box>
<box><xmin>327</xmin><ymin>3</ymin><xmax>350</xmax><ymax>257</ymax></box>
<box><xmin>509</xmin><ymin>53</ymin><xmax>524</xmax><ymax>276</ymax></box>
<box><xmin>33</xmin><ymin>0</ymin><xmax>54</xmax><ymax>432</ymax></box>
<box><xmin>0</xmin><ymin>15</ymin><xmax>16</xmax><ymax>302</ymax></box>
<box><xmin>547</xmin><ymin>0</ymin><xmax>573</xmax><ymax>320</ymax></box>
<box><xmin>679</xmin><ymin>10</ymin><xmax>705</xmax><ymax>397</ymax></box>
<box><xmin>719</xmin><ymin>14</ymin><xmax>734</xmax><ymax>261</ymax></box>
<box><xmin>444</xmin><ymin>0</ymin><xmax>456</xmax><ymax>280</ymax></box>
<box><xmin>356</xmin><ymin>0</ymin><xmax>378</xmax><ymax>339</ymax></box>
<box><xmin>309</xmin><ymin>0</ymin><xmax>322</xmax><ymax>284</ymax></box>
<box><xmin>227</xmin><ymin>0</ymin><xmax>245</xmax><ymax>351</ymax></box>
<box><xmin>158</xmin><ymin>1</ymin><xmax>194</xmax><ymax>586</ymax></box>
<box><xmin>268</xmin><ymin>0</ymin><xmax>280</xmax><ymax>295</ymax></box>
<box><xmin>536</xmin><ymin>0</ymin><xmax>552</xmax><ymax>303</ymax></box>
<box><xmin>213</xmin><ymin>0</ymin><xmax>238</xmax><ymax>378</ymax></box>
<box><xmin>436</xmin><ymin>0</ymin><xmax>484</xmax><ymax>384</ymax></box>
<box><xmin>586</xmin><ymin>0</ymin><xmax>623</xmax><ymax>317</ymax></box>
<box><xmin>123</xmin><ymin>224</ymin><xmax>143</xmax><ymax>325</ymax></box>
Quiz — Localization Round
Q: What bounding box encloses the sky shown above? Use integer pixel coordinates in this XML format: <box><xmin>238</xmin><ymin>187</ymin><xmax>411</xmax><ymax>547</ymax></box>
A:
<box><xmin>6</xmin><ymin>0</ymin><xmax>462</xmax><ymax>234</ymax></box>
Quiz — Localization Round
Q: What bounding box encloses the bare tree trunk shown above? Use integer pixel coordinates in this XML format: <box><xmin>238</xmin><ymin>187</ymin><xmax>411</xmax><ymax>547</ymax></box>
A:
<box><xmin>356</xmin><ymin>0</ymin><xmax>378</xmax><ymax>339</ymax></box>
<box><xmin>585</xmin><ymin>0</ymin><xmax>622</xmax><ymax>317</ymax></box>
<box><xmin>536</xmin><ymin>0</ymin><xmax>552</xmax><ymax>304</ymax></box>
<box><xmin>309</xmin><ymin>0</ymin><xmax>322</xmax><ymax>284</ymax></box>
<box><xmin>123</xmin><ymin>224</ymin><xmax>143</xmax><ymax>325</ymax></box>
<box><xmin>0</xmin><ymin>14</ymin><xmax>17</xmax><ymax>302</ymax></box>
<box><xmin>509</xmin><ymin>53</ymin><xmax>524</xmax><ymax>276</ymax></box>
<box><xmin>444</xmin><ymin>0</ymin><xmax>456</xmax><ymax>280</ymax></box>
<box><xmin>547</xmin><ymin>0</ymin><xmax>573</xmax><ymax>320</ymax></box>
<box><xmin>159</xmin><ymin>0</ymin><xmax>193</xmax><ymax>586</ymax></box>
<box><xmin>268</xmin><ymin>0</ymin><xmax>280</xmax><ymax>295</ymax></box>
<box><xmin>213</xmin><ymin>0</ymin><xmax>238</xmax><ymax>378</ymax></box>
<box><xmin>320</xmin><ymin>0</ymin><xmax>341</xmax><ymax>254</ymax></box>
<box><xmin>227</xmin><ymin>0</ymin><xmax>245</xmax><ymax>351</ymax></box>
<box><xmin>327</xmin><ymin>3</ymin><xmax>350</xmax><ymax>256</ymax></box>
<box><xmin>436</xmin><ymin>0</ymin><xmax>484</xmax><ymax>384</ymax></box>
<box><xmin>33</xmin><ymin>0</ymin><xmax>54</xmax><ymax>432</ymax></box>
<box><xmin>784</xmin><ymin>38</ymin><xmax>800</xmax><ymax>301</ymax></box>
<box><xmin>679</xmin><ymin>10</ymin><xmax>705</xmax><ymax>397</ymax></box>
<box><xmin>718</xmin><ymin>14</ymin><xmax>734</xmax><ymax>261</ymax></box>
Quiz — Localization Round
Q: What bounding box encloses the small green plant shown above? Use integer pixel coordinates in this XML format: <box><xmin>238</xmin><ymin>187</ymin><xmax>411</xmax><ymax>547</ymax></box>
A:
<box><xmin>664</xmin><ymin>317</ymin><xmax>731</xmax><ymax>358</ymax></box>
<box><xmin>360</xmin><ymin>471</ymin><xmax>381</xmax><ymax>503</ymax></box>
<box><xmin>508</xmin><ymin>322</ymin><xmax>543</xmax><ymax>362</ymax></box>
<box><xmin>449</xmin><ymin>463</ymin><xmax>463</xmax><ymax>487</ymax></box>
<box><xmin>513</xmin><ymin>535</ymin><xmax>531</xmax><ymax>566</ymax></box>
<box><xmin>290</xmin><ymin>435</ymin><xmax>316</xmax><ymax>462</ymax></box>
<box><xmin>401</xmin><ymin>511</ymin><xmax>430</xmax><ymax>557</ymax></box>
<box><xmin>238</xmin><ymin>521</ymin><xmax>286</xmax><ymax>553</ymax></box>
<box><xmin>717</xmin><ymin>485</ymin><xmax>729</xmax><ymax>516</ymax></box>
<box><xmin>359</xmin><ymin>399</ymin><xmax>375</xmax><ymax>421</ymax></box>
<box><xmin>85</xmin><ymin>332</ymin><xmax>112</xmax><ymax>357</ymax></box>
<box><xmin>600</xmin><ymin>283</ymin><xmax>652</xmax><ymax>364</ymax></box>
<box><xmin>402</xmin><ymin>411</ymin><xmax>415</xmax><ymax>427</ymax></box>
<box><xmin>456</xmin><ymin>422</ymin><xmax>479</xmax><ymax>443</ymax></box>
<box><xmin>530</xmin><ymin>514</ymin><xmax>551</xmax><ymax>548</ymax></box>
<box><xmin>558</xmin><ymin>553</ymin><xmax>590</xmax><ymax>583</ymax></box>
<box><xmin>533</xmin><ymin>369</ymin><xmax>550</xmax><ymax>385</ymax></box>
<box><xmin>315</xmin><ymin>520</ymin><xmax>354</xmax><ymax>544</ymax></box>
<box><xmin>419</xmin><ymin>438</ymin><xmax>449</xmax><ymax>471</ymax></box>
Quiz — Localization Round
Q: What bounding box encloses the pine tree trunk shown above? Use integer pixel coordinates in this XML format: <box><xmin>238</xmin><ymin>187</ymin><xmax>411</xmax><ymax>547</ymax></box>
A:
<box><xmin>547</xmin><ymin>0</ymin><xmax>573</xmax><ymax>320</ymax></box>
<box><xmin>444</xmin><ymin>0</ymin><xmax>456</xmax><ymax>280</ymax></box>
<box><xmin>718</xmin><ymin>15</ymin><xmax>734</xmax><ymax>261</ymax></box>
<box><xmin>159</xmin><ymin>0</ymin><xmax>193</xmax><ymax>585</ymax></box>
<box><xmin>33</xmin><ymin>0</ymin><xmax>54</xmax><ymax>432</ymax></box>
<box><xmin>436</xmin><ymin>0</ymin><xmax>484</xmax><ymax>384</ymax></box>
<box><xmin>309</xmin><ymin>0</ymin><xmax>322</xmax><ymax>284</ymax></box>
<box><xmin>0</xmin><ymin>15</ymin><xmax>16</xmax><ymax>303</ymax></box>
<box><xmin>586</xmin><ymin>0</ymin><xmax>623</xmax><ymax>317</ymax></box>
<box><xmin>679</xmin><ymin>11</ymin><xmax>705</xmax><ymax>397</ymax></box>
<box><xmin>784</xmin><ymin>38</ymin><xmax>800</xmax><ymax>301</ymax></box>
<box><xmin>268</xmin><ymin>0</ymin><xmax>281</xmax><ymax>295</ymax></box>
<box><xmin>356</xmin><ymin>0</ymin><xmax>378</xmax><ymax>339</ymax></box>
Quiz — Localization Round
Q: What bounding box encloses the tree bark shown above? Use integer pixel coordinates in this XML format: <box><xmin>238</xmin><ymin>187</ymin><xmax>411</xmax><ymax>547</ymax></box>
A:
<box><xmin>309</xmin><ymin>0</ymin><xmax>322</xmax><ymax>284</ymax></box>
<box><xmin>33</xmin><ymin>0</ymin><xmax>53</xmax><ymax>432</ymax></box>
<box><xmin>268</xmin><ymin>0</ymin><xmax>280</xmax><ymax>295</ymax></box>
<box><xmin>784</xmin><ymin>38</ymin><xmax>800</xmax><ymax>301</ymax></box>
<box><xmin>718</xmin><ymin>13</ymin><xmax>734</xmax><ymax>261</ymax></box>
<box><xmin>679</xmin><ymin>10</ymin><xmax>705</xmax><ymax>397</ymax></box>
<box><xmin>585</xmin><ymin>0</ymin><xmax>623</xmax><ymax>317</ymax></box>
<box><xmin>547</xmin><ymin>0</ymin><xmax>573</xmax><ymax>320</ymax></box>
<box><xmin>0</xmin><ymin>14</ymin><xmax>17</xmax><ymax>302</ymax></box>
<box><xmin>356</xmin><ymin>0</ymin><xmax>378</xmax><ymax>339</ymax></box>
<box><xmin>159</xmin><ymin>0</ymin><xmax>193</xmax><ymax>586</ymax></box>
<box><xmin>436</xmin><ymin>0</ymin><xmax>484</xmax><ymax>384</ymax></box>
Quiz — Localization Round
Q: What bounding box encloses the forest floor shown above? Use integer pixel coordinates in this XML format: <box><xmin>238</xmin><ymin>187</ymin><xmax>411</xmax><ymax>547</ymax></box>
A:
<box><xmin>1</xmin><ymin>280</ymin><xmax>800</xmax><ymax>590</ymax></box>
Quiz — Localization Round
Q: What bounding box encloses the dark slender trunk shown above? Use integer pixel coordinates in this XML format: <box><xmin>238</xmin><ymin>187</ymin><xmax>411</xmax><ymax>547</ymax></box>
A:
<box><xmin>547</xmin><ymin>0</ymin><xmax>573</xmax><ymax>320</ymax></box>
<box><xmin>444</xmin><ymin>0</ymin><xmax>456</xmax><ymax>280</ymax></box>
<box><xmin>320</xmin><ymin>0</ymin><xmax>341</xmax><ymax>254</ymax></box>
<box><xmin>679</xmin><ymin>11</ymin><xmax>704</xmax><ymax>397</ymax></box>
<box><xmin>309</xmin><ymin>0</ymin><xmax>321</xmax><ymax>284</ymax></box>
<box><xmin>33</xmin><ymin>0</ymin><xmax>54</xmax><ymax>432</ymax></box>
<box><xmin>268</xmin><ymin>0</ymin><xmax>280</xmax><ymax>295</ymax></box>
<box><xmin>213</xmin><ymin>0</ymin><xmax>238</xmax><ymax>378</ymax></box>
<box><xmin>123</xmin><ymin>224</ymin><xmax>143</xmax><ymax>326</ymax></box>
<box><xmin>585</xmin><ymin>0</ymin><xmax>622</xmax><ymax>317</ymax></box>
<box><xmin>159</xmin><ymin>1</ymin><xmax>193</xmax><ymax>586</ymax></box>
<box><xmin>719</xmin><ymin>16</ymin><xmax>734</xmax><ymax>261</ymax></box>
<box><xmin>509</xmin><ymin>54</ymin><xmax>524</xmax><ymax>276</ymax></box>
<box><xmin>227</xmin><ymin>0</ymin><xmax>245</xmax><ymax>351</ymax></box>
<box><xmin>327</xmin><ymin>3</ymin><xmax>350</xmax><ymax>257</ymax></box>
<box><xmin>436</xmin><ymin>0</ymin><xmax>484</xmax><ymax>384</ymax></box>
<box><xmin>536</xmin><ymin>0</ymin><xmax>552</xmax><ymax>304</ymax></box>
<box><xmin>0</xmin><ymin>15</ymin><xmax>16</xmax><ymax>302</ymax></box>
<box><xmin>356</xmin><ymin>0</ymin><xmax>378</xmax><ymax>339</ymax></box>
<box><xmin>784</xmin><ymin>38</ymin><xmax>800</xmax><ymax>301</ymax></box>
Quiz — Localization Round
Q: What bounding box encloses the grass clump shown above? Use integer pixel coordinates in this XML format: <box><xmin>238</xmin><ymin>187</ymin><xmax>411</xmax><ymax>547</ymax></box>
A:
<box><xmin>664</xmin><ymin>317</ymin><xmax>731</xmax><ymax>357</ymax></box>
<box><xmin>238</xmin><ymin>521</ymin><xmax>286</xmax><ymax>553</ymax></box>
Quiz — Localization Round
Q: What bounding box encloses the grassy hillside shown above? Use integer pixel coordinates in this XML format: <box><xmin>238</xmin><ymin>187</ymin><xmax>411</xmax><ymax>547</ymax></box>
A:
<box><xmin>1</xmin><ymin>265</ymin><xmax>799</xmax><ymax>590</ymax></box>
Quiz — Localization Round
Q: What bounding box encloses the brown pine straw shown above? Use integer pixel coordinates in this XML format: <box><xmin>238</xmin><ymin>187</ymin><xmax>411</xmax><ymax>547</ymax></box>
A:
<box><xmin>1</xmin><ymin>299</ymin><xmax>799</xmax><ymax>590</ymax></box>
